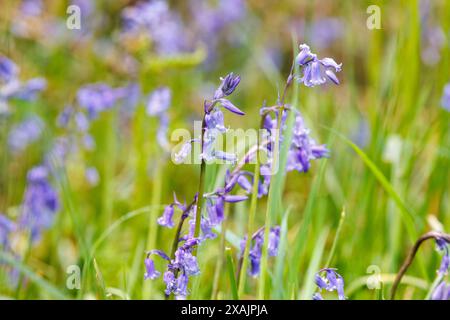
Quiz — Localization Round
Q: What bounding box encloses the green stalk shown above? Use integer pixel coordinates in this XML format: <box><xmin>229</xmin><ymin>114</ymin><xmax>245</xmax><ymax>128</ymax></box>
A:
<box><xmin>193</xmin><ymin>116</ymin><xmax>207</xmax><ymax>256</ymax></box>
<box><xmin>325</xmin><ymin>207</ymin><xmax>346</xmax><ymax>267</ymax></box>
<box><xmin>212</xmin><ymin>203</ymin><xmax>229</xmax><ymax>299</ymax></box>
<box><xmin>425</xmin><ymin>274</ymin><xmax>444</xmax><ymax>300</ymax></box>
<box><xmin>142</xmin><ymin>162</ymin><xmax>163</xmax><ymax>299</ymax></box>
<box><xmin>258</xmin><ymin>106</ymin><xmax>284</xmax><ymax>299</ymax></box>
<box><xmin>226</xmin><ymin>248</ymin><xmax>239</xmax><ymax>300</ymax></box>
<box><xmin>237</xmin><ymin>118</ymin><xmax>264</xmax><ymax>297</ymax></box>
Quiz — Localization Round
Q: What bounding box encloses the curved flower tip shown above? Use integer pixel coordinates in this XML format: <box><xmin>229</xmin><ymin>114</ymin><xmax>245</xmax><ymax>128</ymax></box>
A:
<box><xmin>218</xmin><ymin>98</ymin><xmax>245</xmax><ymax>115</ymax></box>
<box><xmin>214</xmin><ymin>72</ymin><xmax>241</xmax><ymax>99</ymax></box>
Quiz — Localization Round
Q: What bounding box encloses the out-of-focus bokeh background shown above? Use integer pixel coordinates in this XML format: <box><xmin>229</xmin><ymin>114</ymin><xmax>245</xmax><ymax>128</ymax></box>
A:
<box><xmin>0</xmin><ymin>0</ymin><xmax>449</xmax><ymax>300</ymax></box>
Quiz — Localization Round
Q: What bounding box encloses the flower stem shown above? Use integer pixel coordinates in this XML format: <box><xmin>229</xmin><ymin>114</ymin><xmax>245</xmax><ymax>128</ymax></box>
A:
<box><xmin>193</xmin><ymin>116</ymin><xmax>207</xmax><ymax>256</ymax></box>
<box><xmin>237</xmin><ymin>117</ymin><xmax>265</xmax><ymax>297</ymax></box>
<box><xmin>391</xmin><ymin>231</ymin><xmax>450</xmax><ymax>299</ymax></box>
<box><xmin>258</xmin><ymin>106</ymin><xmax>284</xmax><ymax>299</ymax></box>
<box><xmin>212</xmin><ymin>203</ymin><xmax>230</xmax><ymax>299</ymax></box>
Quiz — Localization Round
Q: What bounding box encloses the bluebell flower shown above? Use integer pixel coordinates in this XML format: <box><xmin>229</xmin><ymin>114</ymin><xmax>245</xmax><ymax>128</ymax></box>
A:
<box><xmin>19</xmin><ymin>165</ymin><xmax>59</xmax><ymax>242</ymax></box>
<box><xmin>308</xmin><ymin>18</ymin><xmax>344</xmax><ymax>50</ymax></box>
<box><xmin>441</xmin><ymin>83</ymin><xmax>450</xmax><ymax>112</ymax></box>
<box><xmin>261</xmin><ymin>109</ymin><xmax>328</xmax><ymax>180</ymax></box>
<box><xmin>201</xmin><ymin>73</ymin><xmax>244</xmax><ymax>162</ymax></box>
<box><xmin>312</xmin><ymin>292</ymin><xmax>323</xmax><ymax>300</ymax></box>
<box><xmin>85</xmin><ymin>167</ymin><xmax>99</xmax><ymax>187</ymax></box>
<box><xmin>146</xmin><ymin>87</ymin><xmax>171</xmax><ymax>149</ymax></box>
<box><xmin>121</xmin><ymin>0</ymin><xmax>188</xmax><ymax>55</ymax></box>
<box><xmin>12</xmin><ymin>78</ymin><xmax>47</xmax><ymax>101</ymax></box>
<box><xmin>147</xmin><ymin>87</ymin><xmax>171</xmax><ymax>116</ymax></box>
<box><xmin>189</xmin><ymin>0</ymin><xmax>246</xmax><ymax>66</ymax></box>
<box><xmin>240</xmin><ymin>226</ymin><xmax>281</xmax><ymax>277</ymax></box>
<box><xmin>163</xmin><ymin>270</ymin><xmax>177</xmax><ymax>295</ymax></box>
<box><xmin>436</xmin><ymin>237</ymin><xmax>450</xmax><ymax>276</ymax></box>
<box><xmin>157</xmin><ymin>204</ymin><xmax>175</xmax><ymax>228</ymax></box>
<box><xmin>296</xmin><ymin>44</ymin><xmax>342</xmax><ymax>87</ymax></box>
<box><xmin>314</xmin><ymin>268</ymin><xmax>346</xmax><ymax>300</ymax></box>
<box><xmin>144</xmin><ymin>249</ymin><xmax>170</xmax><ymax>280</ymax></box>
<box><xmin>146</xmin><ymin>237</ymin><xmax>201</xmax><ymax>298</ymax></box>
<box><xmin>144</xmin><ymin>258</ymin><xmax>160</xmax><ymax>280</ymax></box>
<box><xmin>74</xmin><ymin>112</ymin><xmax>90</xmax><ymax>132</ymax></box>
<box><xmin>213</xmin><ymin>73</ymin><xmax>241</xmax><ymax>99</ymax></box>
<box><xmin>56</xmin><ymin>106</ymin><xmax>74</xmax><ymax>128</ymax></box>
<box><xmin>420</xmin><ymin>0</ymin><xmax>446</xmax><ymax>66</ymax></box>
<box><xmin>0</xmin><ymin>56</ymin><xmax>19</xmax><ymax>83</ymax></box>
<box><xmin>174</xmin><ymin>139</ymin><xmax>198</xmax><ymax>164</ymax></box>
<box><xmin>20</xmin><ymin>0</ymin><xmax>44</xmax><ymax>16</ymax></box>
<box><xmin>8</xmin><ymin>116</ymin><xmax>44</xmax><ymax>153</ymax></box>
<box><xmin>77</xmin><ymin>84</ymin><xmax>121</xmax><ymax>119</ymax></box>
<box><xmin>431</xmin><ymin>281</ymin><xmax>450</xmax><ymax>300</ymax></box>
<box><xmin>0</xmin><ymin>57</ymin><xmax>46</xmax><ymax>113</ymax></box>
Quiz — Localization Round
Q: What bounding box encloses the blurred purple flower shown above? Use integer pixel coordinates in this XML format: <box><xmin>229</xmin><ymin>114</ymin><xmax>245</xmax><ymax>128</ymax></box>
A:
<box><xmin>0</xmin><ymin>214</ymin><xmax>15</xmax><ymax>248</ymax></box>
<box><xmin>0</xmin><ymin>56</ymin><xmax>19</xmax><ymax>83</ymax></box>
<box><xmin>441</xmin><ymin>83</ymin><xmax>450</xmax><ymax>112</ymax></box>
<box><xmin>8</xmin><ymin>116</ymin><xmax>44</xmax><ymax>153</ymax></box>
<box><xmin>57</xmin><ymin>106</ymin><xmax>74</xmax><ymax>128</ymax></box>
<box><xmin>12</xmin><ymin>78</ymin><xmax>47</xmax><ymax>101</ymax></box>
<box><xmin>309</xmin><ymin>18</ymin><xmax>344</xmax><ymax>50</ymax></box>
<box><xmin>85</xmin><ymin>167</ymin><xmax>99</xmax><ymax>187</ymax></box>
<box><xmin>147</xmin><ymin>87</ymin><xmax>171</xmax><ymax>116</ymax></box>
<box><xmin>146</xmin><ymin>87</ymin><xmax>171</xmax><ymax>149</ymax></box>
<box><xmin>122</xmin><ymin>0</ymin><xmax>188</xmax><ymax>55</ymax></box>
<box><xmin>19</xmin><ymin>0</ymin><xmax>43</xmax><ymax>16</ymax></box>
<box><xmin>420</xmin><ymin>0</ymin><xmax>446</xmax><ymax>66</ymax></box>
<box><xmin>431</xmin><ymin>281</ymin><xmax>450</xmax><ymax>300</ymax></box>
<box><xmin>19</xmin><ymin>165</ymin><xmax>59</xmax><ymax>242</ymax></box>
<box><xmin>77</xmin><ymin>84</ymin><xmax>121</xmax><ymax>119</ymax></box>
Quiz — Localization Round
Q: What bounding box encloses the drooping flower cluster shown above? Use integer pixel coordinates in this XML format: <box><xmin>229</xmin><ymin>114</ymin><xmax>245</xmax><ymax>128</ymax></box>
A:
<box><xmin>240</xmin><ymin>226</ymin><xmax>281</xmax><ymax>277</ymax></box>
<box><xmin>77</xmin><ymin>84</ymin><xmax>126</xmax><ymax>120</ymax></box>
<box><xmin>175</xmin><ymin>73</ymin><xmax>244</xmax><ymax>164</ymax></box>
<box><xmin>0</xmin><ymin>55</ymin><xmax>46</xmax><ymax>113</ymax></box>
<box><xmin>296</xmin><ymin>44</ymin><xmax>342</xmax><ymax>87</ymax></box>
<box><xmin>313</xmin><ymin>268</ymin><xmax>346</xmax><ymax>300</ymax></box>
<box><xmin>145</xmin><ymin>237</ymin><xmax>201</xmax><ymax>298</ymax></box>
<box><xmin>441</xmin><ymin>83</ymin><xmax>450</xmax><ymax>112</ymax></box>
<box><xmin>146</xmin><ymin>87</ymin><xmax>171</xmax><ymax>149</ymax></box>
<box><xmin>19</xmin><ymin>166</ymin><xmax>59</xmax><ymax>242</ymax></box>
